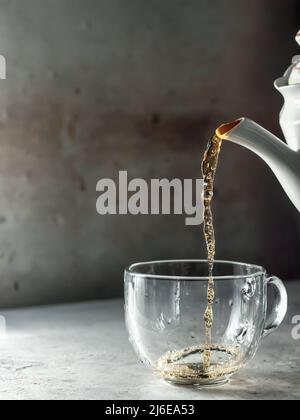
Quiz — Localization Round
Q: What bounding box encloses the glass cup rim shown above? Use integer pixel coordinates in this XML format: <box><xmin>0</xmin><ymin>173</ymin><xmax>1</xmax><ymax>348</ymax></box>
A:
<box><xmin>125</xmin><ymin>259</ymin><xmax>267</xmax><ymax>281</ymax></box>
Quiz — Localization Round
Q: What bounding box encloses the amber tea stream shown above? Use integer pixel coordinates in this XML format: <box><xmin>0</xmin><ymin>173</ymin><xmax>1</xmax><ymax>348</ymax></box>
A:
<box><xmin>201</xmin><ymin>133</ymin><xmax>223</xmax><ymax>370</ymax></box>
<box><xmin>157</xmin><ymin>126</ymin><xmax>245</xmax><ymax>383</ymax></box>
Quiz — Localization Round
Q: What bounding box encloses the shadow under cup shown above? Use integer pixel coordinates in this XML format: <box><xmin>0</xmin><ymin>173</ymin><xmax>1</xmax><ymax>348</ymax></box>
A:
<box><xmin>124</xmin><ymin>260</ymin><xmax>288</xmax><ymax>386</ymax></box>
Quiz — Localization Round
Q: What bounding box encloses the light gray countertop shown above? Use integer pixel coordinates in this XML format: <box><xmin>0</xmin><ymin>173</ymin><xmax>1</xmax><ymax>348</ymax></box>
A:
<box><xmin>0</xmin><ymin>282</ymin><xmax>299</xmax><ymax>400</ymax></box>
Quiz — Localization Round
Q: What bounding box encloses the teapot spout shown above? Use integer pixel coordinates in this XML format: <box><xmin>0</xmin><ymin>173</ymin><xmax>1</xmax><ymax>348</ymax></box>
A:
<box><xmin>217</xmin><ymin>118</ymin><xmax>300</xmax><ymax>212</ymax></box>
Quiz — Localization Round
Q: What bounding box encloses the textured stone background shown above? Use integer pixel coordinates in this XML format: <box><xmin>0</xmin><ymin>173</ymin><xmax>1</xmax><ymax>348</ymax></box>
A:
<box><xmin>0</xmin><ymin>0</ymin><xmax>299</xmax><ymax>307</ymax></box>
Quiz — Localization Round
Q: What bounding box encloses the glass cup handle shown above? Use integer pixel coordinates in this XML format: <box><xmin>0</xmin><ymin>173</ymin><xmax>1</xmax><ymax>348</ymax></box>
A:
<box><xmin>263</xmin><ymin>276</ymin><xmax>288</xmax><ymax>338</ymax></box>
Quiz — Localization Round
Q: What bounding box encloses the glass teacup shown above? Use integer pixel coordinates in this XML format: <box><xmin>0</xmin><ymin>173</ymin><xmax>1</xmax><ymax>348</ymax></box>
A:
<box><xmin>124</xmin><ymin>260</ymin><xmax>288</xmax><ymax>386</ymax></box>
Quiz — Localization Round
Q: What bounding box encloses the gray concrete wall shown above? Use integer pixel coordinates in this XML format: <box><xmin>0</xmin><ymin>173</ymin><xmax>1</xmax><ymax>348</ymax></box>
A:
<box><xmin>0</xmin><ymin>0</ymin><xmax>299</xmax><ymax>307</ymax></box>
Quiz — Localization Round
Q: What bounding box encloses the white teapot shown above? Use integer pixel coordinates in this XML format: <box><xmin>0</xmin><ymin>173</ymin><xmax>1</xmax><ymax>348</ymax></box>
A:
<box><xmin>217</xmin><ymin>31</ymin><xmax>300</xmax><ymax>213</ymax></box>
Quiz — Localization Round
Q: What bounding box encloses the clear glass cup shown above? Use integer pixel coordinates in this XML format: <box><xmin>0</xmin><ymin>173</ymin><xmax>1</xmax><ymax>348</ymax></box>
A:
<box><xmin>124</xmin><ymin>260</ymin><xmax>288</xmax><ymax>386</ymax></box>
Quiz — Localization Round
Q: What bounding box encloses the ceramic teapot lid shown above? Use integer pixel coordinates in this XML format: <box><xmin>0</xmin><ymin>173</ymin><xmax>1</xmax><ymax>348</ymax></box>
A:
<box><xmin>288</xmin><ymin>31</ymin><xmax>300</xmax><ymax>85</ymax></box>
